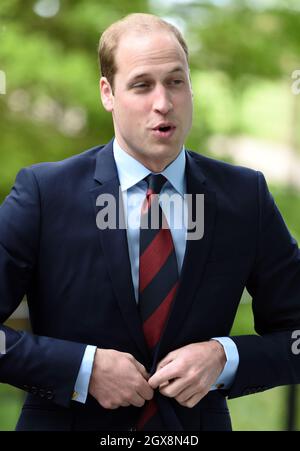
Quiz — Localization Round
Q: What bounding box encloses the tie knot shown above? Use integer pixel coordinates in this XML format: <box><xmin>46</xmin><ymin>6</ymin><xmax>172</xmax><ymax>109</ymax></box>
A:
<box><xmin>145</xmin><ymin>173</ymin><xmax>167</xmax><ymax>194</ymax></box>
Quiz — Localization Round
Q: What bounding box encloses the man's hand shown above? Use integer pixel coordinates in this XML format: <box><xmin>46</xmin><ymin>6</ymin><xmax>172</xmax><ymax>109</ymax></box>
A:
<box><xmin>148</xmin><ymin>341</ymin><xmax>226</xmax><ymax>408</ymax></box>
<box><xmin>89</xmin><ymin>348</ymin><xmax>154</xmax><ymax>409</ymax></box>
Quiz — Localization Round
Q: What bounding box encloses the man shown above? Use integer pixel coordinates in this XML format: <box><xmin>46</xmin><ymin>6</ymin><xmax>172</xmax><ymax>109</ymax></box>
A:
<box><xmin>0</xmin><ymin>13</ymin><xmax>300</xmax><ymax>431</ymax></box>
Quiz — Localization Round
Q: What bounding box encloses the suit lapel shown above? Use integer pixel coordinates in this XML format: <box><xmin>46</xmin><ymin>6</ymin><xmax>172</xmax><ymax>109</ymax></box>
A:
<box><xmin>156</xmin><ymin>151</ymin><xmax>217</xmax><ymax>359</ymax></box>
<box><xmin>89</xmin><ymin>141</ymin><xmax>150</xmax><ymax>362</ymax></box>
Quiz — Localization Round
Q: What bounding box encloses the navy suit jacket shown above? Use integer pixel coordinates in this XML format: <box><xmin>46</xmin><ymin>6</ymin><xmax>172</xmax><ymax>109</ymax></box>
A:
<box><xmin>1</xmin><ymin>139</ymin><xmax>300</xmax><ymax>431</ymax></box>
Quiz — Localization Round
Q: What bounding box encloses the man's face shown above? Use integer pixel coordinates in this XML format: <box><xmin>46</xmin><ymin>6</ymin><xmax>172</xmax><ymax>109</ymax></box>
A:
<box><xmin>100</xmin><ymin>30</ymin><xmax>193</xmax><ymax>171</ymax></box>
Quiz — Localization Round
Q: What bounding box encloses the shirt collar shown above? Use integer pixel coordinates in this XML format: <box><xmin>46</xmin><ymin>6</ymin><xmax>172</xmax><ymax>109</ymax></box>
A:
<box><xmin>113</xmin><ymin>138</ymin><xmax>186</xmax><ymax>196</ymax></box>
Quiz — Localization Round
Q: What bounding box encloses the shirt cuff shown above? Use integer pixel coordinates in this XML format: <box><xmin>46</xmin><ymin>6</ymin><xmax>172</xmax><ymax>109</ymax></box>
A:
<box><xmin>209</xmin><ymin>337</ymin><xmax>239</xmax><ymax>390</ymax></box>
<box><xmin>72</xmin><ymin>345</ymin><xmax>97</xmax><ymax>403</ymax></box>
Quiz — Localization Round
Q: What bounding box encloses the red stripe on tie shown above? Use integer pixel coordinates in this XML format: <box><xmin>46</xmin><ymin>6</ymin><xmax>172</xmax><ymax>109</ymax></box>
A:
<box><xmin>143</xmin><ymin>282</ymin><xmax>179</xmax><ymax>349</ymax></box>
<box><xmin>136</xmin><ymin>399</ymin><xmax>158</xmax><ymax>431</ymax></box>
<box><xmin>141</xmin><ymin>191</ymin><xmax>156</xmax><ymax>216</ymax></box>
<box><xmin>139</xmin><ymin>228</ymin><xmax>173</xmax><ymax>293</ymax></box>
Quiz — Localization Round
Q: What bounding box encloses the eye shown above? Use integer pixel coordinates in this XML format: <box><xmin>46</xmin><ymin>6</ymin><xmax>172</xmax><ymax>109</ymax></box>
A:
<box><xmin>171</xmin><ymin>79</ymin><xmax>184</xmax><ymax>85</ymax></box>
<box><xmin>132</xmin><ymin>82</ymin><xmax>150</xmax><ymax>89</ymax></box>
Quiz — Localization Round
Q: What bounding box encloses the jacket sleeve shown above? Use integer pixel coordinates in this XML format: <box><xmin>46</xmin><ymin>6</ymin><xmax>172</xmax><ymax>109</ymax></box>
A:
<box><xmin>0</xmin><ymin>167</ymin><xmax>86</xmax><ymax>408</ymax></box>
<box><xmin>227</xmin><ymin>171</ymin><xmax>300</xmax><ymax>399</ymax></box>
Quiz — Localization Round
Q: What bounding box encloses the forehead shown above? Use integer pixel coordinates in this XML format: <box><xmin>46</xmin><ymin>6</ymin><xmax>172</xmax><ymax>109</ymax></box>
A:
<box><xmin>114</xmin><ymin>30</ymin><xmax>188</xmax><ymax>78</ymax></box>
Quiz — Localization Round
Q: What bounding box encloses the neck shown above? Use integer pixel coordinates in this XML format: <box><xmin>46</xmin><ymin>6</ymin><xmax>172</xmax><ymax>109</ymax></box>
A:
<box><xmin>115</xmin><ymin>139</ymin><xmax>182</xmax><ymax>172</ymax></box>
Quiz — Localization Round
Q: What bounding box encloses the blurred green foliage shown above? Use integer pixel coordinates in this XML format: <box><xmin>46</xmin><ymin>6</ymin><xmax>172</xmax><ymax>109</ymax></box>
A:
<box><xmin>0</xmin><ymin>0</ymin><xmax>300</xmax><ymax>431</ymax></box>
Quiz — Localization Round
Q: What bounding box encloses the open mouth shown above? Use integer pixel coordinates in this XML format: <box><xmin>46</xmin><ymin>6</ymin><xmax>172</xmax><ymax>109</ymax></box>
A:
<box><xmin>158</xmin><ymin>126</ymin><xmax>172</xmax><ymax>132</ymax></box>
<box><xmin>152</xmin><ymin>124</ymin><xmax>176</xmax><ymax>139</ymax></box>
<box><xmin>153</xmin><ymin>125</ymin><xmax>176</xmax><ymax>139</ymax></box>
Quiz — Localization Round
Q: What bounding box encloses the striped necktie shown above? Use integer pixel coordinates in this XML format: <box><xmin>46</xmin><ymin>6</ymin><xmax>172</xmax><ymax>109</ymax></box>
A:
<box><xmin>137</xmin><ymin>173</ymin><xmax>179</xmax><ymax>430</ymax></box>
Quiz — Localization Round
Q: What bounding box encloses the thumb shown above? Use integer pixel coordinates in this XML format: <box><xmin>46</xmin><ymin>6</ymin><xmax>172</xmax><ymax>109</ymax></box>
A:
<box><xmin>134</xmin><ymin>360</ymin><xmax>150</xmax><ymax>380</ymax></box>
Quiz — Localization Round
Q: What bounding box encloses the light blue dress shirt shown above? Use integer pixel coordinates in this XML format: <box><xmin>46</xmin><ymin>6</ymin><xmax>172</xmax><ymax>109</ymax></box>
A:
<box><xmin>73</xmin><ymin>139</ymin><xmax>239</xmax><ymax>403</ymax></box>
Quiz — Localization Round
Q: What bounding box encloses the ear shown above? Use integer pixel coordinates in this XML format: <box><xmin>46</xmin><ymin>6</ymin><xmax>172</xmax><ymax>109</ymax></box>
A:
<box><xmin>100</xmin><ymin>77</ymin><xmax>114</xmax><ymax>112</ymax></box>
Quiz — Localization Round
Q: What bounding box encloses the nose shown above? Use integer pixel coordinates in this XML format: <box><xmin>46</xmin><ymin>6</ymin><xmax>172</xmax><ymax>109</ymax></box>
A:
<box><xmin>152</xmin><ymin>85</ymin><xmax>173</xmax><ymax>115</ymax></box>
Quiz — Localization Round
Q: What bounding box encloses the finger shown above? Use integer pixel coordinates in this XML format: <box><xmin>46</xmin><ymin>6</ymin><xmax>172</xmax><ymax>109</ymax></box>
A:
<box><xmin>156</xmin><ymin>354</ymin><xmax>174</xmax><ymax>371</ymax></box>
<box><xmin>159</xmin><ymin>377</ymin><xmax>188</xmax><ymax>398</ymax></box>
<box><xmin>179</xmin><ymin>392</ymin><xmax>204</xmax><ymax>408</ymax></box>
<box><xmin>148</xmin><ymin>362</ymin><xmax>177</xmax><ymax>389</ymax></box>
<box><xmin>120</xmin><ymin>401</ymin><xmax>131</xmax><ymax>407</ymax></box>
<box><xmin>178</xmin><ymin>389</ymin><xmax>209</xmax><ymax>408</ymax></box>
<box><xmin>174</xmin><ymin>385</ymin><xmax>198</xmax><ymax>403</ymax></box>
<box><xmin>137</xmin><ymin>376</ymin><xmax>154</xmax><ymax>401</ymax></box>
<box><xmin>159</xmin><ymin>380</ymin><xmax>169</xmax><ymax>389</ymax></box>
<box><xmin>130</xmin><ymin>392</ymin><xmax>147</xmax><ymax>408</ymax></box>
<box><xmin>134</xmin><ymin>360</ymin><xmax>150</xmax><ymax>380</ymax></box>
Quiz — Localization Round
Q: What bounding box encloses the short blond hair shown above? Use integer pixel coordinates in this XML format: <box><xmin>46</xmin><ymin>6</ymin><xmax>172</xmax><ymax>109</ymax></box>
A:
<box><xmin>98</xmin><ymin>13</ymin><xmax>189</xmax><ymax>90</ymax></box>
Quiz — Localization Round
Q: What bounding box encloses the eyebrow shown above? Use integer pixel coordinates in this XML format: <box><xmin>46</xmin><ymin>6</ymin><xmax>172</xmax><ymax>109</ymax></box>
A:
<box><xmin>128</xmin><ymin>66</ymin><xmax>185</xmax><ymax>83</ymax></box>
